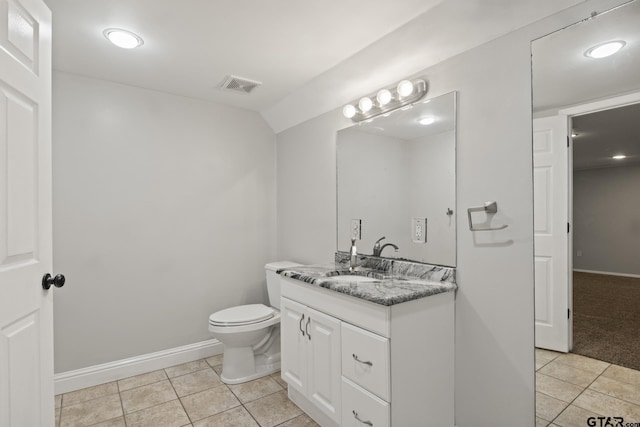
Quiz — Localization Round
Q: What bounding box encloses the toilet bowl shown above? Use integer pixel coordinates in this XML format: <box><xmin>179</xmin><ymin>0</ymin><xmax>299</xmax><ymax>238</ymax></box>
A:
<box><xmin>208</xmin><ymin>261</ymin><xmax>301</xmax><ymax>384</ymax></box>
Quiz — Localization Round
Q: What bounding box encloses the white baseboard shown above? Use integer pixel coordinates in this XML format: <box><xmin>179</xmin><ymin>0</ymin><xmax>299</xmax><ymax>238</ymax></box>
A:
<box><xmin>573</xmin><ymin>269</ymin><xmax>640</xmax><ymax>279</ymax></box>
<box><xmin>54</xmin><ymin>338</ymin><xmax>223</xmax><ymax>395</ymax></box>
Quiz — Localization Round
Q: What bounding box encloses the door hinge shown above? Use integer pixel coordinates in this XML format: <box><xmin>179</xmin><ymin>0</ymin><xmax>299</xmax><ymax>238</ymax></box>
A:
<box><xmin>567</xmin><ymin>136</ymin><xmax>570</xmax><ymax>147</ymax></box>
<box><xmin>568</xmin><ymin>308</ymin><xmax>571</xmax><ymax>319</ymax></box>
<box><xmin>567</xmin><ymin>223</ymin><xmax>571</xmax><ymax>233</ymax></box>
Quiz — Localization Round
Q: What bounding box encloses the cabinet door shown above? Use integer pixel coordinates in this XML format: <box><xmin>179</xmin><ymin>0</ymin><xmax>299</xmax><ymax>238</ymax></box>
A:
<box><xmin>306</xmin><ymin>307</ymin><xmax>342</xmax><ymax>424</ymax></box>
<box><xmin>280</xmin><ymin>297</ymin><xmax>307</xmax><ymax>395</ymax></box>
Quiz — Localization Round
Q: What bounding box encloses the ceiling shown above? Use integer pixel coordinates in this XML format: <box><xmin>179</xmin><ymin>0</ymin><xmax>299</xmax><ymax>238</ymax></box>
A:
<box><xmin>533</xmin><ymin>0</ymin><xmax>640</xmax><ymax>171</ymax></box>
<box><xmin>43</xmin><ymin>0</ymin><xmax>442</xmax><ymax>112</ymax></box>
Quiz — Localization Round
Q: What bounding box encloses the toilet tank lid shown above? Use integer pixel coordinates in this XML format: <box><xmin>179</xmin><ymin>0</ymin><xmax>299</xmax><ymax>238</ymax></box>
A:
<box><xmin>264</xmin><ymin>261</ymin><xmax>302</xmax><ymax>272</ymax></box>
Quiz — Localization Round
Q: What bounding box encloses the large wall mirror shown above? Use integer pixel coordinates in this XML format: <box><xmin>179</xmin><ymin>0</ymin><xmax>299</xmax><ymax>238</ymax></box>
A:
<box><xmin>532</xmin><ymin>0</ymin><xmax>640</xmax><ymax>417</ymax></box>
<box><xmin>336</xmin><ymin>91</ymin><xmax>456</xmax><ymax>267</ymax></box>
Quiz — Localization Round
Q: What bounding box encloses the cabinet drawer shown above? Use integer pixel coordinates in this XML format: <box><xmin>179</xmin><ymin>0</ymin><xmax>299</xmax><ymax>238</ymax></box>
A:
<box><xmin>341</xmin><ymin>322</ymin><xmax>390</xmax><ymax>401</ymax></box>
<box><xmin>342</xmin><ymin>377</ymin><xmax>389</xmax><ymax>427</ymax></box>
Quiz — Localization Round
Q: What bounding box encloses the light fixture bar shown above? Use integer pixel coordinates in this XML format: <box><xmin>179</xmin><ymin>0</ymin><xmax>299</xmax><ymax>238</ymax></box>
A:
<box><xmin>344</xmin><ymin>78</ymin><xmax>428</xmax><ymax>123</ymax></box>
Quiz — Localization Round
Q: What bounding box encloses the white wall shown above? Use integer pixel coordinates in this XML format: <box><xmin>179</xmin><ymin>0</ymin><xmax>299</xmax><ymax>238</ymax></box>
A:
<box><xmin>52</xmin><ymin>72</ymin><xmax>276</xmax><ymax>373</ymax></box>
<box><xmin>276</xmin><ymin>1</ymin><xmax>628</xmax><ymax>425</ymax></box>
<box><xmin>573</xmin><ymin>164</ymin><xmax>640</xmax><ymax>275</ymax></box>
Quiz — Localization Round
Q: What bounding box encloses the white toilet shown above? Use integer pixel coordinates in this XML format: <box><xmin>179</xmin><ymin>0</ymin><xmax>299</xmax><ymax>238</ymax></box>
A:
<box><xmin>208</xmin><ymin>261</ymin><xmax>301</xmax><ymax>384</ymax></box>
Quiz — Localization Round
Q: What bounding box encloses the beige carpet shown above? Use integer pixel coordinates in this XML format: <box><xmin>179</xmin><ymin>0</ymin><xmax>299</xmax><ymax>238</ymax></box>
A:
<box><xmin>572</xmin><ymin>271</ymin><xmax>640</xmax><ymax>370</ymax></box>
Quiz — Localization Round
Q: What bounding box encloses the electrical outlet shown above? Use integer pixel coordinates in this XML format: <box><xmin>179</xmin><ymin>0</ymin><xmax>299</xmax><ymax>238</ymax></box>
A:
<box><xmin>351</xmin><ymin>219</ymin><xmax>362</xmax><ymax>240</ymax></box>
<box><xmin>412</xmin><ymin>217</ymin><xmax>427</xmax><ymax>243</ymax></box>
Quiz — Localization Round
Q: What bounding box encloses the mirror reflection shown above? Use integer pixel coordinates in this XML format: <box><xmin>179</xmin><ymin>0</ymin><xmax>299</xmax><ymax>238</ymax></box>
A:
<box><xmin>336</xmin><ymin>92</ymin><xmax>456</xmax><ymax>266</ymax></box>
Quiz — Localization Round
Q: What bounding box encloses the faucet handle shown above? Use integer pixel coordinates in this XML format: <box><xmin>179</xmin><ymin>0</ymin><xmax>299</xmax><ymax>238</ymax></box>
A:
<box><xmin>374</xmin><ymin>236</ymin><xmax>386</xmax><ymax>245</ymax></box>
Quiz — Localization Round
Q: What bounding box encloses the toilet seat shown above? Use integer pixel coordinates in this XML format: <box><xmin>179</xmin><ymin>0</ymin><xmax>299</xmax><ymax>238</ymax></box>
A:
<box><xmin>209</xmin><ymin>304</ymin><xmax>275</xmax><ymax>327</ymax></box>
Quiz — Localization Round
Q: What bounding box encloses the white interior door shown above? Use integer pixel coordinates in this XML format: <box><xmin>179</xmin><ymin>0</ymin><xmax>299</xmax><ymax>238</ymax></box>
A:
<box><xmin>0</xmin><ymin>0</ymin><xmax>54</xmax><ymax>425</ymax></box>
<box><xmin>533</xmin><ymin>115</ymin><xmax>571</xmax><ymax>352</ymax></box>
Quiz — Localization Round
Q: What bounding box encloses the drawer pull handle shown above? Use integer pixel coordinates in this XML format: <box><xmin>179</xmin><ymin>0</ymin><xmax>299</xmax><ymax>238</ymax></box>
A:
<box><xmin>305</xmin><ymin>317</ymin><xmax>311</xmax><ymax>340</ymax></box>
<box><xmin>299</xmin><ymin>314</ymin><xmax>305</xmax><ymax>337</ymax></box>
<box><xmin>352</xmin><ymin>410</ymin><xmax>373</xmax><ymax>426</ymax></box>
<box><xmin>352</xmin><ymin>353</ymin><xmax>373</xmax><ymax>367</ymax></box>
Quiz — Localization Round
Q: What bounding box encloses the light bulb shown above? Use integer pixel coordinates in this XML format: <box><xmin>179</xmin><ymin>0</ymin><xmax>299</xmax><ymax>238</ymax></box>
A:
<box><xmin>103</xmin><ymin>28</ymin><xmax>144</xmax><ymax>49</ymax></box>
<box><xmin>584</xmin><ymin>41</ymin><xmax>626</xmax><ymax>59</ymax></box>
<box><xmin>612</xmin><ymin>154</ymin><xmax>627</xmax><ymax>160</ymax></box>
<box><xmin>359</xmin><ymin>97</ymin><xmax>373</xmax><ymax>113</ymax></box>
<box><xmin>343</xmin><ymin>104</ymin><xmax>356</xmax><ymax>119</ymax></box>
<box><xmin>376</xmin><ymin>89</ymin><xmax>392</xmax><ymax>106</ymax></box>
<box><xmin>397</xmin><ymin>80</ymin><xmax>414</xmax><ymax>97</ymax></box>
<box><xmin>418</xmin><ymin>117</ymin><xmax>436</xmax><ymax>126</ymax></box>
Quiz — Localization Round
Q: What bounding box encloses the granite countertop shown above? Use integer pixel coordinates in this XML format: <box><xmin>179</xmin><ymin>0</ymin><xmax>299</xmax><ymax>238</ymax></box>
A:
<box><xmin>278</xmin><ymin>256</ymin><xmax>457</xmax><ymax>306</ymax></box>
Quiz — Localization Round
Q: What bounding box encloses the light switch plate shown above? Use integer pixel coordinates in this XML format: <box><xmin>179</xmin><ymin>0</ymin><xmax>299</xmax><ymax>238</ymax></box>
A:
<box><xmin>351</xmin><ymin>219</ymin><xmax>362</xmax><ymax>240</ymax></box>
<box><xmin>412</xmin><ymin>217</ymin><xmax>427</xmax><ymax>243</ymax></box>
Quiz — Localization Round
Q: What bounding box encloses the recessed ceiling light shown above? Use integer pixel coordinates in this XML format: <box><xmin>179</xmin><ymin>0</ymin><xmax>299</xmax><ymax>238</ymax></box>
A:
<box><xmin>418</xmin><ymin>117</ymin><xmax>436</xmax><ymax>126</ymax></box>
<box><xmin>584</xmin><ymin>40</ymin><xmax>626</xmax><ymax>59</ymax></box>
<box><xmin>103</xmin><ymin>28</ymin><xmax>144</xmax><ymax>49</ymax></box>
<box><xmin>612</xmin><ymin>154</ymin><xmax>627</xmax><ymax>160</ymax></box>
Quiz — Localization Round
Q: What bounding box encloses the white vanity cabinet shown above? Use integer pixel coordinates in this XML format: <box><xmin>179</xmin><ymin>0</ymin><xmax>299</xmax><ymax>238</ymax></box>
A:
<box><xmin>280</xmin><ymin>276</ymin><xmax>455</xmax><ymax>427</ymax></box>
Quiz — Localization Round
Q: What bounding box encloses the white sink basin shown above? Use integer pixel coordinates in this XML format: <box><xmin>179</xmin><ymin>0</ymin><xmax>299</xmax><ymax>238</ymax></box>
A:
<box><xmin>326</xmin><ymin>275</ymin><xmax>379</xmax><ymax>283</ymax></box>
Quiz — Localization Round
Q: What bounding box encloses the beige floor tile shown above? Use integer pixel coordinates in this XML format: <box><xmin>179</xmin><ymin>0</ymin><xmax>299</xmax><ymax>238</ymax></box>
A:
<box><xmin>213</xmin><ymin>365</ymin><xmax>223</xmax><ymax>377</ymax></box>
<box><xmin>206</xmin><ymin>354</ymin><xmax>223</xmax><ymax>368</ymax></box>
<box><xmin>270</xmin><ymin>372</ymin><xmax>287</xmax><ymax>389</ymax></box>
<box><xmin>536</xmin><ymin>373</ymin><xmax>584</xmax><ymax>403</ymax></box>
<box><xmin>180</xmin><ymin>384</ymin><xmax>241</xmax><ymax>421</ymax></box>
<box><xmin>171</xmin><ymin>368</ymin><xmax>223</xmax><ymax>397</ymax></box>
<box><xmin>59</xmin><ymin>393</ymin><xmax>123</xmax><ymax>427</ymax></box>
<box><xmin>590</xmin><ymin>376</ymin><xmax>640</xmax><ymax>406</ymax></box>
<box><xmin>536</xmin><ymin>417</ymin><xmax>549</xmax><ymax>427</ymax></box>
<box><xmin>118</xmin><ymin>370</ymin><xmax>167</xmax><ymax>392</ymax></box>
<box><xmin>276</xmin><ymin>413</ymin><xmax>320</xmax><ymax>427</ymax></box>
<box><xmin>88</xmin><ymin>416</ymin><xmax>126</xmax><ymax>426</ymax></box>
<box><xmin>165</xmin><ymin>359</ymin><xmax>211</xmax><ymax>378</ymax></box>
<box><xmin>62</xmin><ymin>382</ymin><xmax>119</xmax><ymax>406</ymax></box>
<box><xmin>537</xmin><ymin>360</ymin><xmax>551</xmax><ymax>371</ymax></box>
<box><xmin>244</xmin><ymin>390</ymin><xmax>302</xmax><ymax>427</ymax></box>
<box><xmin>228</xmin><ymin>376</ymin><xmax>283</xmax><ymax>403</ymax></box>
<box><xmin>539</xmin><ymin>360</ymin><xmax>600</xmax><ymax>388</ymax></box>
<box><xmin>554</xmin><ymin>354</ymin><xmax>610</xmax><ymax>375</ymax></box>
<box><xmin>193</xmin><ymin>406</ymin><xmax>259</xmax><ymax>427</ymax></box>
<box><xmin>536</xmin><ymin>392</ymin><xmax>569</xmax><ymax>422</ymax></box>
<box><xmin>56</xmin><ymin>407</ymin><xmax>60</xmax><ymax>427</ymax></box>
<box><xmin>553</xmin><ymin>405</ymin><xmax>600</xmax><ymax>427</ymax></box>
<box><xmin>124</xmin><ymin>399</ymin><xmax>190</xmax><ymax>427</ymax></box>
<box><xmin>536</xmin><ymin>348</ymin><xmax>562</xmax><ymax>363</ymax></box>
<box><xmin>120</xmin><ymin>379</ymin><xmax>177</xmax><ymax>414</ymax></box>
<box><xmin>55</xmin><ymin>394</ymin><xmax>62</xmax><ymax>409</ymax></box>
<box><xmin>574</xmin><ymin>389</ymin><xmax>640</xmax><ymax>420</ymax></box>
<box><xmin>602</xmin><ymin>364</ymin><xmax>640</xmax><ymax>387</ymax></box>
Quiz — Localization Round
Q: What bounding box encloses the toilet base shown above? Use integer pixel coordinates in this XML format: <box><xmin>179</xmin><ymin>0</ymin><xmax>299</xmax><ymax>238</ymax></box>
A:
<box><xmin>220</xmin><ymin>349</ymin><xmax>281</xmax><ymax>384</ymax></box>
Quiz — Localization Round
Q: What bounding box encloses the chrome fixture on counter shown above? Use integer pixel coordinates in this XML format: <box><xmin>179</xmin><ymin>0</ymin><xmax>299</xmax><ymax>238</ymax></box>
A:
<box><xmin>349</xmin><ymin>238</ymin><xmax>358</xmax><ymax>272</ymax></box>
<box><xmin>372</xmin><ymin>236</ymin><xmax>399</xmax><ymax>257</ymax></box>
<box><xmin>342</xmin><ymin>78</ymin><xmax>428</xmax><ymax>123</ymax></box>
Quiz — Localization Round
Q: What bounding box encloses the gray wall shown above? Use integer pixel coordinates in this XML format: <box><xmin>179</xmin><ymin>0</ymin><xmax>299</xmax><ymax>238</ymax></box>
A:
<box><xmin>52</xmin><ymin>72</ymin><xmax>276</xmax><ymax>373</ymax></box>
<box><xmin>574</xmin><ymin>164</ymin><xmax>640</xmax><ymax>275</ymax></box>
<box><xmin>276</xmin><ymin>1</ymin><xmax>628</xmax><ymax>425</ymax></box>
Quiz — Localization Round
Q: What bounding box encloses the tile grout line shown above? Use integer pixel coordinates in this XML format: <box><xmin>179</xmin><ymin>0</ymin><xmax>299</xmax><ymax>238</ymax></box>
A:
<box><xmin>549</xmin><ymin>361</ymin><xmax>612</xmax><ymax>425</ymax></box>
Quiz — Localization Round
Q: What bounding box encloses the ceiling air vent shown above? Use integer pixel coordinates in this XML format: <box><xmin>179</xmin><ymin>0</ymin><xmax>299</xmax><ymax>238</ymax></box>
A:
<box><xmin>219</xmin><ymin>75</ymin><xmax>261</xmax><ymax>94</ymax></box>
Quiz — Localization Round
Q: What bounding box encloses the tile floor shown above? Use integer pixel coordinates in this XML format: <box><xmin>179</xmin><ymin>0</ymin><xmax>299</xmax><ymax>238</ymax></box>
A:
<box><xmin>56</xmin><ymin>350</ymin><xmax>640</xmax><ymax>426</ymax></box>
<box><xmin>536</xmin><ymin>348</ymin><xmax>640</xmax><ymax>426</ymax></box>
<box><xmin>55</xmin><ymin>355</ymin><xmax>319</xmax><ymax>427</ymax></box>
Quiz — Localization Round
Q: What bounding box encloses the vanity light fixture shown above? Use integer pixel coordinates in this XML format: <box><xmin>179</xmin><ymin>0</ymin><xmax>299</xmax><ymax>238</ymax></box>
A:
<box><xmin>342</xmin><ymin>78</ymin><xmax>428</xmax><ymax>122</ymax></box>
<box><xmin>612</xmin><ymin>154</ymin><xmax>627</xmax><ymax>160</ymax></box>
<box><xmin>103</xmin><ymin>28</ymin><xmax>144</xmax><ymax>49</ymax></box>
<box><xmin>418</xmin><ymin>117</ymin><xmax>436</xmax><ymax>126</ymax></box>
<box><xmin>584</xmin><ymin>40</ymin><xmax>626</xmax><ymax>58</ymax></box>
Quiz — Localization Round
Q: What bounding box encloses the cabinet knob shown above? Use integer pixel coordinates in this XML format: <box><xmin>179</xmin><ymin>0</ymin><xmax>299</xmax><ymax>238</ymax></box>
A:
<box><xmin>352</xmin><ymin>410</ymin><xmax>373</xmax><ymax>426</ymax></box>
<box><xmin>299</xmin><ymin>314</ymin><xmax>305</xmax><ymax>337</ymax></box>
<box><xmin>305</xmin><ymin>317</ymin><xmax>311</xmax><ymax>340</ymax></box>
<box><xmin>352</xmin><ymin>353</ymin><xmax>373</xmax><ymax>367</ymax></box>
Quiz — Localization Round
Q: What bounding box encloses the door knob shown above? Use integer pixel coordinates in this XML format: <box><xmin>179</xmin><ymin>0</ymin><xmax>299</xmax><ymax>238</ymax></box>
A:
<box><xmin>42</xmin><ymin>273</ymin><xmax>65</xmax><ymax>290</ymax></box>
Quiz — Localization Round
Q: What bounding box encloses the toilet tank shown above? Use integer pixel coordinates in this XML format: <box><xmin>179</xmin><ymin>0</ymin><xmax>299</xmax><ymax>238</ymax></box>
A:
<box><xmin>264</xmin><ymin>261</ymin><xmax>301</xmax><ymax>310</ymax></box>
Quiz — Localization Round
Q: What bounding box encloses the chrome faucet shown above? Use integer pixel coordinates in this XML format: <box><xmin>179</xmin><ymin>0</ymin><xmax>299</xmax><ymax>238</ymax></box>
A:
<box><xmin>349</xmin><ymin>238</ymin><xmax>358</xmax><ymax>272</ymax></box>
<box><xmin>372</xmin><ymin>236</ymin><xmax>399</xmax><ymax>257</ymax></box>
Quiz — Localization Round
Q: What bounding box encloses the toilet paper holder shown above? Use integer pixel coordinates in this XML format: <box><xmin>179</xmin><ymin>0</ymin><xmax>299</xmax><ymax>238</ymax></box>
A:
<box><xmin>467</xmin><ymin>201</ymin><xmax>508</xmax><ymax>232</ymax></box>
